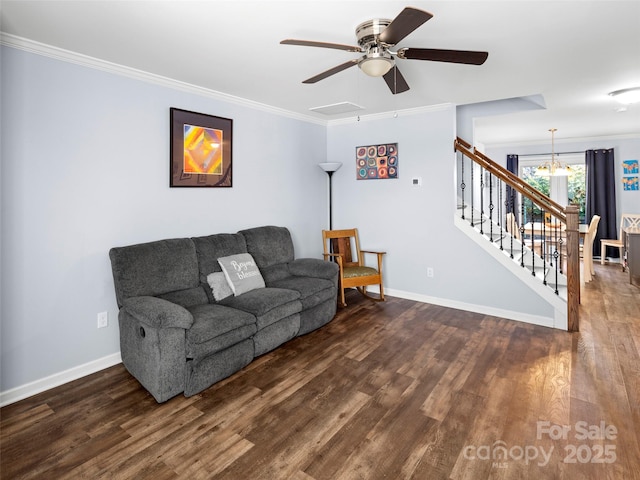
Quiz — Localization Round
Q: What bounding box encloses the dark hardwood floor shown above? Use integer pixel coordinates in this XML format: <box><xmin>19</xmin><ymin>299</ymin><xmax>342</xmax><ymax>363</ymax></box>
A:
<box><xmin>2</xmin><ymin>263</ymin><xmax>639</xmax><ymax>479</ymax></box>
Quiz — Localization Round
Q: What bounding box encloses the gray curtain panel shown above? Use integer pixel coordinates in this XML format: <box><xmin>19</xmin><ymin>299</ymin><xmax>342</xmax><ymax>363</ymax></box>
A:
<box><xmin>586</xmin><ymin>148</ymin><xmax>617</xmax><ymax>257</ymax></box>
<box><xmin>506</xmin><ymin>154</ymin><xmax>519</xmax><ymax>217</ymax></box>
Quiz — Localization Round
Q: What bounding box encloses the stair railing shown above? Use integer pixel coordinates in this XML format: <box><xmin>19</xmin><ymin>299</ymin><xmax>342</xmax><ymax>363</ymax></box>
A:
<box><xmin>454</xmin><ymin>137</ymin><xmax>580</xmax><ymax>332</ymax></box>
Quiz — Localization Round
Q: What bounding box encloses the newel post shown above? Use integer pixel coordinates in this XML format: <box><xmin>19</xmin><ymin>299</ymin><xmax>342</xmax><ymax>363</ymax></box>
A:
<box><xmin>565</xmin><ymin>204</ymin><xmax>580</xmax><ymax>332</ymax></box>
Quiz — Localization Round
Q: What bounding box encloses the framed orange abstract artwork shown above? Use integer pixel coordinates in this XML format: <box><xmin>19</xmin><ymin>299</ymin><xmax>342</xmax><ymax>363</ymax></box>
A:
<box><xmin>170</xmin><ymin>108</ymin><xmax>232</xmax><ymax>187</ymax></box>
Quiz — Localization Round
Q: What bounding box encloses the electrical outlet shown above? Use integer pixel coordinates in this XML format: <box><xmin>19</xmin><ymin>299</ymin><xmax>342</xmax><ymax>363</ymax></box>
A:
<box><xmin>427</xmin><ymin>267</ymin><xmax>434</xmax><ymax>278</ymax></box>
<box><xmin>97</xmin><ymin>311</ymin><xmax>108</xmax><ymax>329</ymax></box>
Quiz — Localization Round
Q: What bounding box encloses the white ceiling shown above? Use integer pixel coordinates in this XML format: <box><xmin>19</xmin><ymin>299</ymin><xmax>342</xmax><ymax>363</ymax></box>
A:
<box><xmin>2</xmin><ymin>0</ymin><xmax>639</xmax><ymax>146</ymax></box>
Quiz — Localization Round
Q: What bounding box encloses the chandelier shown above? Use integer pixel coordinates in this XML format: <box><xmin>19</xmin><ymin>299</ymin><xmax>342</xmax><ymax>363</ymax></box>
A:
<box><xmin>535</xmin><ymin>128</ymin><xmax>572</xmax><ymax>177</ymax></box>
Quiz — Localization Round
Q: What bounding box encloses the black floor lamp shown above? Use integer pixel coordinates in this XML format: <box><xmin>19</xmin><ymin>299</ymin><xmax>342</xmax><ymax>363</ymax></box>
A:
<box><xmin>318</xmin><ymin>162</ymin><xmax>342</xmax><ymax>230</ymax></box>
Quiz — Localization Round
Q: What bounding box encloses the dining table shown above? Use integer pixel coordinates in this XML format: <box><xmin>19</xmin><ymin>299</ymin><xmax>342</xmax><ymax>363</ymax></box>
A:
<box><xmin>522</xmin><ymin>222</ymin><xmax>589</xmax><ymax>237</ymax></box>
<box><xmin>521</xmin><ymin>222</ymin><xmax>589</xmax><ymax>259</ymax></box>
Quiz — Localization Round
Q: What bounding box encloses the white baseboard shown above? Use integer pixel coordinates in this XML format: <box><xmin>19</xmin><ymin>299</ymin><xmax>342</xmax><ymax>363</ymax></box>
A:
<box><xmin>0</xmin><ymin>352</ymin><xmax>122</xmax><ymax>407</ymax></box>
<box><xmin>369</xmin><ymin>286</ymin><xmax>560</xmax><ymax>329</ymax></box>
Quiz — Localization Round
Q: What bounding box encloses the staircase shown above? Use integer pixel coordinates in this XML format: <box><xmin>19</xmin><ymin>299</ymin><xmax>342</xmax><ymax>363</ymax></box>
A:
<box><xmin>454</xmin><ymin>138</ymin><xmax>580</xmax><ymax>331</ymax></box>
<box><xmin>458</xmin><ymin>202</ymin><xmax>568</xmax><ymax>297</ymax></box>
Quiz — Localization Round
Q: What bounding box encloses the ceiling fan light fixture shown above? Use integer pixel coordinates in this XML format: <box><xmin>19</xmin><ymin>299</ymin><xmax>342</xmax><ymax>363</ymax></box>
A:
<box><xmin>609</xmin><ymin>87</ymin><xmax>640</xmax><ymax>105</ymax></box>
<box><xmin>358</xmin><ymin>49</ymin><xmax>394</xmax><ymax>77</ymax></box>
<box><xmin>535</xmin><ymin>164</ymin><xmax>551</xmax><ymax>177</ymax></box>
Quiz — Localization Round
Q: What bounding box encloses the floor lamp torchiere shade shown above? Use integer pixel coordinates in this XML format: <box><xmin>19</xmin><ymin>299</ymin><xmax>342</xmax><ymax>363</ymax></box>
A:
<box><xmin>319</xmin><ymin>162</ymin><xmax>342</xmax><ymax>229</ymax></box>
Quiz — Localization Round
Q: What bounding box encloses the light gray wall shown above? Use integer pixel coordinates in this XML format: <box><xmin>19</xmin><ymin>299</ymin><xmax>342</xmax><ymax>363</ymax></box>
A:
<box><xmin>327</xmin><ymin>107</ymin><xmax>554</xmax><ymax>316</ymax></box>
<box><xmin>0</xmin><ymin>46</ymin><xmax>327</xmax><ymax>392</ymax></box>
<box><xmin>1</xmin><ymin>44</ymin><xmax>578</xmax><ymax>397</ymax></box>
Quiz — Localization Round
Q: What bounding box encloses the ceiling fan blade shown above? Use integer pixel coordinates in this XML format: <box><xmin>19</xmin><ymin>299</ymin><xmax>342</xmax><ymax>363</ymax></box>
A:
<box><xmin>302</xmin><ymin>59</ymin><xmax>359</xmax><ymax>84</ymax></box>
<box><xmin>383</xmin><ymin>66</ymin><xmax>410</xmax><ymax>94</ymax></box>
<box><xmin>399</xmin><ymin>48</ymin><xmax>488</xmax><ymax>65</ymax></box>
<box><xmin>378</xmin><ymin>7</ymin><xmax>433</xmax><ymax>45</ymax></box>
<box><xmin>280</xmin><ymin>39</ymin><xmax>362</xmax><ymax>52</ymax></box>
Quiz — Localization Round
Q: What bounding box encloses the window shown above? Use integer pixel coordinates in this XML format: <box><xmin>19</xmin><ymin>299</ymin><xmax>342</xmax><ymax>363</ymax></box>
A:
<box><xmin>567</xmin><ymin>163</ymin><xmax>586</xmax><ymax>223</ymax></box>
<box><xmin>519</xmin><ymin>154</ymin><xmax>586</xmax><ymax>223</ymax></box>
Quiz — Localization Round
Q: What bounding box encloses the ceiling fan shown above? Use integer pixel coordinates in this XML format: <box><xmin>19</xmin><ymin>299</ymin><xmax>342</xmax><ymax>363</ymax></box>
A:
<box><xmin>281</xmin><ymin>7</ymin><xmax>488</xmax><ymax>94</ymax></box>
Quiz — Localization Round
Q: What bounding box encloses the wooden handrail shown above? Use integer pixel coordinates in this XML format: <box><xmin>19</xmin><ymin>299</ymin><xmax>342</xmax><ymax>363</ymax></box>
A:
<box><xmin>454</xmin><ymin>137</ymin><xmax>579</xmax><ymax>332</ymax></box>
<box><xmin>454</xmin><ymin>138</ymin><xmax>566</xmax><ymax>221</ymax></box>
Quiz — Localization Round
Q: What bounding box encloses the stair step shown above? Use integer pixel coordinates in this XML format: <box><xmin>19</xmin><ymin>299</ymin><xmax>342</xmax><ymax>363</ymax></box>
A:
<box><xmin>456</xmin><ymin>187</ymin><xmax>570</xmax><ymax>303</ymax></box>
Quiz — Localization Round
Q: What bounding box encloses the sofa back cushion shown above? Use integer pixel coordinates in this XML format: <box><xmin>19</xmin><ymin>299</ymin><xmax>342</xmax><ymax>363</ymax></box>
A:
<box><xmin>192</xmin><ymin>233</ymin><xmax>248</xmax><ymax>302</ymax></box>
<box><xmin>239</xmin><ymin>226</ymin><xmax>295</xmax><ymax>283</ymax></box>
<box><xmin>109</xmin><ymin>238</ymin><xmax>201</xmax><ymax>307</ymax></box>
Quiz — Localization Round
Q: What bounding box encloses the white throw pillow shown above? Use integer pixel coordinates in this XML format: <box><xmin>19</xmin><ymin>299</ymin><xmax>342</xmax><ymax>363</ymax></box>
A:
<box><xmin>206</xmin><ymin>272</ymin><xmax>233</xmax><ymax>301</ymax></box>
<box><xmin>217</xmin><ymin>253</ymin><xmax>265</xmax><ymax>296</ymax></box>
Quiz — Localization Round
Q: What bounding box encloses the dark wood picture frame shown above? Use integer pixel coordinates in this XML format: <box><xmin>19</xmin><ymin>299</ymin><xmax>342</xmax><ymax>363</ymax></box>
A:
<box><xmin>170</xmin><ymin>108</ymin><xmax>232</xmax><ymax>187</ymax></box>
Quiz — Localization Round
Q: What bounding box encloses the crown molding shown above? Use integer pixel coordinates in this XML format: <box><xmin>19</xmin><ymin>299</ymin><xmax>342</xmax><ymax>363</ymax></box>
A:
<box><xmin>0</xmin><ymin>33</ymin><xmax>327</xmax><ymax>126</ymax></box>
<box><xmin>1</xmin><ymin>33</ymin><xmax>454</xmax><ymax>128</ymax></box>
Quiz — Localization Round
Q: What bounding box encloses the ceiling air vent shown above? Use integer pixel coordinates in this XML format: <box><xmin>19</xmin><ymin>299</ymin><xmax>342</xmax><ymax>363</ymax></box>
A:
<box><xmin>309</xmin><ymin>101</ymin><xmax>364</xmax><ymax>115</ymax></box>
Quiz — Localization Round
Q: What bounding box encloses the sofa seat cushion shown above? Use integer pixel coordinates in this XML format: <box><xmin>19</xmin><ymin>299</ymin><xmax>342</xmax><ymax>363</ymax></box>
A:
<box><xmin>186</xmin><ymin>304</ymin><xmax>257</xmax><ymax>359</ymax></box>
<box><xmin>344</xmin><ymin>266</ymin><xmax>379</xmax><ymax>278</ymax></box>
<box><xmin>269</xmin><ymin>276</ymin><xmax>335</xmax><ymax>309</ymax></box>
<box><xmin>221</xmin><ymin>287</ymin><xmax>301</xmax><ymax>330</ymax></box>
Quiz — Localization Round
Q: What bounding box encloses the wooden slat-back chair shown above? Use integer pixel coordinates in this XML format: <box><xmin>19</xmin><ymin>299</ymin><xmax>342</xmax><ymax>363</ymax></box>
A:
<box><xmin>582</xmin><ymin>214</ymin><xmax>601</xmax><ymax>283</ymax></box>
<box><xmin>600</xmin><ymin>213</ymin><xmax>640</xmax><ymax>270</ymax></box>
<box><xmin>322</xmin><ymin>228</ymin><xmax>386</xmax><ymax>307</ymax></box>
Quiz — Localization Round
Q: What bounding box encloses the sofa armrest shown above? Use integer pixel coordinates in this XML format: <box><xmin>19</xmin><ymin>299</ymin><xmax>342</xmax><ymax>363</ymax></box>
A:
<box><xmin>288</xmin><ymin>258</ymin><xmax>339</xmax><ymax>280</ymax></box>
<box><xmin>122</xmin><ymin>296</ymin><xmax>194</xmax><ymax>330</ymax></box>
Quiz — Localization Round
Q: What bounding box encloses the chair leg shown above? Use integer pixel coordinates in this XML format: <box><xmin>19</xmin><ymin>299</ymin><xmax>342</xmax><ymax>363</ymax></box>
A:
<box><xmin>339</xmin><ymin>286</ymin><xmax>346</xmax><ymax>307</ymax></box>
<box><xmin>601</xmin><ymin>243</ymin><xmax>605</xmax><ymax>265</ymax></box>
<box><xmin>583</xmin><ymin>249</ymin><xmax>592</xmax><ymax>283</ymax></box>
<box><xmin>356</xmin><ymin>285</ymin><xmax>385</xmax><ymax>302</ymax></box>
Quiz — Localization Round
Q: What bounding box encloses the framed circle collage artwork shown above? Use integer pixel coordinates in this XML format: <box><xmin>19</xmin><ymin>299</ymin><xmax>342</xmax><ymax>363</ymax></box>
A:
<box><xmin>356</xmin><ymin>143</ymin><xmax>398</xmax><ymax>180</ymax></box>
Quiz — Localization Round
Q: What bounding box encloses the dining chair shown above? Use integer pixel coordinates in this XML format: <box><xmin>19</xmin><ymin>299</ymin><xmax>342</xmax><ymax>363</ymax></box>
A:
<box><xmin>322</xmin><ymin>228</ymin><xmax>386</xmax><ymax>307</ymax></box>
<box><xmin>507</xmin><ymin>213</ymin><xmax>545</xmax><ymax>256</ymax></box>
<box><xmin>506</xmin><ymin>212</ymin><xmax>521</xmax><ymax>240</ymax></box>
<box><xmin>582</xmin><ymin>214</ymin><xmax>601</xmax><ymax>283</ymax></box>
<box><xmin>600</xmin><ymin>213</ymin><xmax>640</xmax><ymax>270</ymax></box>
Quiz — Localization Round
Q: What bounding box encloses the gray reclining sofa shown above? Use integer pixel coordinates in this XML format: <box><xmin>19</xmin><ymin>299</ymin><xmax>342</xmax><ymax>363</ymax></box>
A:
<box><xmin>109</xmin><ymin>225</ymin><xmax>339</xmax><ymax>403</ymax></box>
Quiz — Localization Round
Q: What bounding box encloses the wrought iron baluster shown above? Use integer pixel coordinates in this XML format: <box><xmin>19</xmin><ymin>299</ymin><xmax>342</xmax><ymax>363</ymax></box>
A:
<box><xmin>520</xmin><ymin>195</ymin><xmax>525</xmax><ymax>268</ymax></box>
<box><xmin>489</xmin><ymin>171</ymin><xmax>494</xmax><ymax>241</ymax></box>
<box><xmin>508</xmin><ymin>191</ymin><xmax>514</xmax><ymax>258</ymax></box>
<box><xmin>470</xmin><ymin>162</ymin><xmax>474</xmax><ymax>228</ymax></box>
<box><xmin>530</xmin><ymin>198</ymin><xmax>536</xmax><ymax>276</ymax></box>
<box><xmin>542</xmin><ymin>209</ymin><xmax>547</xmax><ymax>285</ymax></box>
<box><xmin>552</xmin><ymin>217</ymin><xmax>562</xmax><ymax>295</ymax></box>
<box><xmin>553</xmin><ymin>233</ymin><xmax>560</xmax><ymax>295</ymax></box>
<box><xmin>460</xmin><ymin>152</ymin><xmax>466</xmax><ymax>220</ymax></box>
<box><xmin>499</xmin><ymin>178</ymin><xmax>504</xmax><ymax>251</ymax></box>
<box><xmin>559</xmin><ymin>229</ymin><xmax>565</xmax><ymax>274</ymax></box>
<box><xmin>480</xmin><ymin>168</ymin><xmax>485</xmax><ymax>234</ymax></box>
